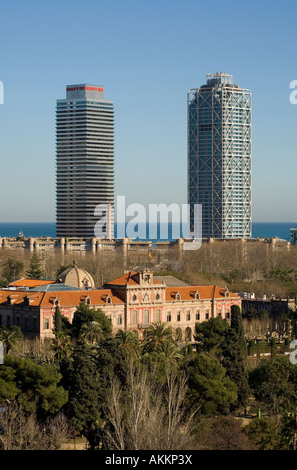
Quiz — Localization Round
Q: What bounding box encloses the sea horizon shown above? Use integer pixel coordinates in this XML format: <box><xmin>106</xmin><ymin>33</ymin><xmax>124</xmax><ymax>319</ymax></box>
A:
<box><xmin>0</xmin><ymin>221</ymin><xmax>295</xmax><ymax>242</ymax></box>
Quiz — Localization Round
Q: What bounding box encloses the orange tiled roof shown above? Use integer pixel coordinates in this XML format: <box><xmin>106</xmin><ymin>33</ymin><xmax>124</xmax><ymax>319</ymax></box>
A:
<box><xmin>9</xmin><ymin>278</ymin><xmax>56</xmax><ymax>288</ymax></box>
<box><xmin>0</xmin><ymin>289</ymin><xmax>124</xmax><ymax>308</ymax></box>
<box><xmin>106</xmin><ymin>271</ymin><xmax>161</xmax><ymax>286</ymax></box>
<box><xmin>39</xmin><ymin>289</ymin><xmax>124</xmax><ymax>308</ymax></box>
<box><xmin>165</xmin><ymin>285</ymin><xmax>239</xmax><ymax>301</ymax></box>
<box><xmin>0</xmin><ymin>291</ymin><xmax>44</xmax><ymax>306</ymax></box>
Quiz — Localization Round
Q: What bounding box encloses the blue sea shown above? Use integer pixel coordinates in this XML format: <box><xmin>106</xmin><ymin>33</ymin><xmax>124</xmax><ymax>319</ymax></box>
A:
<box><xmin>0</xmin><ymin>222</ymin><xmax>295</xmax><ymax>242</ymax></box>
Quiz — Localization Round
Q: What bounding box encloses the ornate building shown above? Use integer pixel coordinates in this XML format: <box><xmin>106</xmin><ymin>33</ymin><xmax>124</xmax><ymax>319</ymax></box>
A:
<box><xmin>0</xmin><ymin>270</ymin><xmax>241</xmax><ymax>342</ymax></box>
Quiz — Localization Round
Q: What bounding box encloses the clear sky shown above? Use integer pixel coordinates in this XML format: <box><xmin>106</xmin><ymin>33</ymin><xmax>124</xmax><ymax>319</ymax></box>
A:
<box><xmin>0</xmin><ymin>0</ymin><xmax>296</xmax><ymax>223</ymax></box>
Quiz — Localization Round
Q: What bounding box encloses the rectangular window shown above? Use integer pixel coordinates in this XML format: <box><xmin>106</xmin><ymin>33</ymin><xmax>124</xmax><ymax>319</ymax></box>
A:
<box><xmin>131</xmin><ymin>310</ymin><xmax>137</xmax><ymax>325</ymax></box>
<box><xmin>155</xmin><ymin>309</ymin><xmax>161</xmax><ymax>323</ymax></box>
<box><xmin>44</xmin><ymin>318</ymin><xmax>49</xmax><ymax>330</ymax></box>
<box><xmin>196</xmin><ymin>312</ymin><xmax>200</xmax><ymax>321</ymax></box>
<box><xmin>167</xmin><ymin>314</ymin><xmax>172</xmax><ymax>322</ymax></box>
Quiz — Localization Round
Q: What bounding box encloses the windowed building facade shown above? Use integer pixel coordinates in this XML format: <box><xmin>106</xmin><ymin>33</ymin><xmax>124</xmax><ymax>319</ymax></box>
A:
<box><xmin>0</xmin><ymin>270</ymin><xmax>241</xmax><ymax>342</ymax></box>
<box><xmin>188</xmin><ymin>72</ymin><xmax>252</xmax><ymax>238</ymax></box>
<box><xmin>56</xmin><ymin>84</ymin><xmax>114</xmax><ymax>238</ymax></box>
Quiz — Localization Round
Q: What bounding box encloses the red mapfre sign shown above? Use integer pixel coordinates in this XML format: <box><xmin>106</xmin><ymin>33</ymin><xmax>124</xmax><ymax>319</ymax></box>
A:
<box><xmin>67</xmin><ymin>86</ymin><xmax>103</xmax><ymax>92</ymax></box>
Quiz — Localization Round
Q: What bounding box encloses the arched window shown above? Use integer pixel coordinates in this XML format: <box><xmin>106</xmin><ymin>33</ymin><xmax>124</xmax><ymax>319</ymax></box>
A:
<box><xmin>196</xmin><ymin>311</ymin><xmax>200</xmax><ymax>321</ymax></box>
<box><xmin>176</xmin><ymin>328</ymin><xmax>182</xmax><ymax>341</ymax></box>
<box><xmin>167</xmin><ymin>313</ymin><xmax>172</xmax><ymax>322</ymax></box>
<box><xmin>131</xmin><ymin>310</ymin><xmax>138</xmax><ymax>325</ymax></box>
<box><xmin>177</xmin><ymin>312</ymin><xmax>181</xmax><ymax>322</ymax></box>
<box><xmin>175</xmin><ymin>293</ymin><xmax>181</xmax><ymax>301</ymax></box>
<box><xmin>117</xmin><ymin>316</ymin><xmax>123</xmax><ymax>325</ymax></box>
<box><xmin>186</xmin><ymin>312</ymin><xmax>191</xmax><ymax>321</ymax></box>
<box><xmin>194</xmin><ymin>291</ymin><xmax>200</xmax><ymax>300</ymax></box>
<box><xmin>185</xmin><ymin>327</ymin><xmax>192</xmax><ymax>341</ymax></box>
<box><xmin>155</xmin><ymin>308</ymin><xmax>161</xmax><ymax>323</ymax></box>
<box><xmin>143</xmin><ymin>309</ymin><xmax>149</xmax><ymax>325</ymax></box>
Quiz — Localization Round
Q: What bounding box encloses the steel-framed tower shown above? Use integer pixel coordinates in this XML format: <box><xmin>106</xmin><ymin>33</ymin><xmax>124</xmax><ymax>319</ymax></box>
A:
<box><xmin>56</xmin><ymin>84</ymin><xmax>114</xmax><ymax>238</ymax></box>
<box><xmin>188</xmin><ymin>72</ymin><xmax>251</xmax><ymax>239</ymax></box>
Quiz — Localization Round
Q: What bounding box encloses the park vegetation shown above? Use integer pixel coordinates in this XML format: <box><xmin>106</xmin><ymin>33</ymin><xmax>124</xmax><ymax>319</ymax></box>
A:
<box><xmin>1</xmin><ymin>303</ymin><xmax>297</xmax><ymax>450</ymax></box>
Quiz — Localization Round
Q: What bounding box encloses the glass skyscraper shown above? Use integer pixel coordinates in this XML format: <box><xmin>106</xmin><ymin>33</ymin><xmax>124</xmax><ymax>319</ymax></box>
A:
<box><xmin>56</xmin><ymin>84</ymin><xmax>114</xmax><ymax>238</ymax></box>
<box><xmin>188</xmin><ymin>72</ymin><xmax>251</xmax><ymax>239</ymax></box>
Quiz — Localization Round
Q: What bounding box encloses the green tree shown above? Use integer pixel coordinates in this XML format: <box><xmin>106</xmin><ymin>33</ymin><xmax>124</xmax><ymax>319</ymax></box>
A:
<box><xmin>1</xmin><ymin>258</ymin><xmax>24</xmax><ymax>284</ymax></box>
<box><xmin>245</xmin><ymin>417</ymin><xmax>288</xmax><ymax>450</ymax></box>
<box><xmin>221</xmin><ymin>327</ymin><xmax>250</xmax><ymax>410</ymax></box>
<box><xmin>50</xmin><ymin>333</ymin><xmax>73</xmax><ymax>364</ymax></box>
<box><xmin>194</xmin><ymin>316</ymin><xmax>229</xmax><ymax>357</ymax></box>
<box><xmin>80</xmin><ymin>321</ymin><xmax>103</xmax><ymax>345</ymax></box>
<box><xmin>115</xmin><ymin>330</ymin><xmax>140</xmax><ymax>359</ymax></box>
<box><xmin>230</xmin><ymin>305</ymin><xmax>247</xmax><ymax>358</ymax></box>
<box><xmin>26</xmin><ymin>253</ymin><xmax>44</xmax><ymax>279</ymax></box>
<box><xmin>159</xmin><ymin>341</ymin><xmax>183</xmax><ymax>366</ymax></box>
<box><xmin>2</xmin><ymin>356</ymin><xmax>68</xmax><ymax>419</ymax></box>
<box><xmin>0</xmin><ymin>326</ymin><xmax>23</xmax><ymax>354</ymax></box>
<box><xmin>64</xmin><ymin>340</ymin><xmax>103</xmax><ymax>449</ymax></box>
<box><xmin>249</xmin><ymin>357</ymin><xmax>293</xmax><ymax>420</ymax></box>
<box><xmin>71</xmin><ymin>303</ymin><xmax>112</xmax><ymax>339</ymax></box>
<box><xmin>187</xmin><ymin>353</ymin><xmax>237</xmax><ymax>415</ymax></box>
<box><xmin>0</xmin><ymin>366</ymin><xmax>19</xmax><ymax>402</ymax></box>
<box><xmin>142</xmin><ymin>323</ymin><xmax>175</xmax><ymax>355</ymax></box>
<box><xmin>53</xmin><ymin>305</ymin><xmax>62</xmax><ymax>336</ymax></box>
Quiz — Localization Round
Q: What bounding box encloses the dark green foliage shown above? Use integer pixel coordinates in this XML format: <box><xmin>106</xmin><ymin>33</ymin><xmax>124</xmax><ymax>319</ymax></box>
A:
<box><xmin>53</xmin><ymin>305</ymin><xmax>62</xmax><ymax>335</ymax></box>
<box><xmin>222</xmin><ymin>328</ymin><xmax>250</xmax><ymax>410</ymax></box>
<box><xmin>26</xmin><ymin>253</ymin><xmax>45</xmax><ymax>279</ymax></box>
<box><xmin>221</xmin><ymin>306</ymin><xmax>250</xmax><ymax>410</ymax></box>
<box><xmin>71</xmin><ymin>303</ymin><xmax>112</xmax><ymax>339</ymax></box>
<box><xmin>0</xmin><ymin>366</ymin><xmax>19</xmax><ymax>402</ymax></box>
<box><xmin>194</xmin><ymin>317</ymin><xmax>229</xmax><ymax>356</ymax></box>
<box><xmin>249</xmin><ymin>357</ymin><xmax>295</xmax><ymax>417</ymax></box>
<box><xmin>64</xmin><ymin>341</ymin><xmax>103</xmax><ymax>449</ymax></box>
<box><xmin>245</xmin><ymin>417</ymin><xmax>288</xmax><ymax>450</ymax></box>
<box><xmin>0</xmin><ymin>356</ymin><xmax>68</xmax><ymax>418</ymax></box>
<box><xmin>0</xmin><ymin>326</ymin><xmax>23</xmax><ymax>353</ymax></box>
<box><xmin>1</xmin><ymin>258</ymin><xmax>24</xmax><ymax>283</ymax></box>
<box><xmin>186</xmin><ymin>353</ymin><xmax>237</xmax><ymax>415</ymax></box>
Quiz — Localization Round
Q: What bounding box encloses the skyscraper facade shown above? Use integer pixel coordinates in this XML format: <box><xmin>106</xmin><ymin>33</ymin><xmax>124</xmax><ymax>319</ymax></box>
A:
<box><xmin>56</xmin><ymin>84</ymin><xmax>114</xmax><ymax>238</ymax></box>
<box><xmin>188</xmin><ymin>73</ymin><xmax>251</xmax><ymax>239</ymax></box>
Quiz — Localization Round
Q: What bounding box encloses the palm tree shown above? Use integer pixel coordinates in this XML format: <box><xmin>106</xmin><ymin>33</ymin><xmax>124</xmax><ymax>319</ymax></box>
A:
<box><xmin>142</xmin><ymin>322</ymin><xmax>175</xmax><ymax>355</ymax></box>
<box><xmin>80</xmin><ymin>321</ymin><xmax>103</xmax><ymax>345</ymax></box>
<box><xmin>50</xmin><ymin>333</ymin><xmax>73</xmax><ymax>363</ymax></box>
<box><xmin>0</xmin><ymin>326</ymin><xmax>23</xmax><ymax>354</ymax></box>
<box><xmin>116</xmin><ymin>330</ymin><xmax>140</xmax><ymax>358</ymax></box>
<box><xmin>159</xmin><ymin>341</ymin><xmax>183</xmax><ymax>365</ymax></box>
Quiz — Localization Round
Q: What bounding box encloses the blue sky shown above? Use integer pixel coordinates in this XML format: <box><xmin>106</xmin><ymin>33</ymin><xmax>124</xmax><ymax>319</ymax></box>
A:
<box><xmin>0</xmin><ymin>0</ymin><xmax>296</xmax><ymax>222</ymax></box>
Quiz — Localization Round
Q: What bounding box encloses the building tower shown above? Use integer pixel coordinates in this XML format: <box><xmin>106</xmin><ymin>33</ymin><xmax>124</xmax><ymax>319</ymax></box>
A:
<box><xmin>56</xmin><ymin>84</ymin><xmax>114</xmax><ymax>238</ymax></box>
<box><xmin>188</xmin><ymin>72</ymin><xmax>252</xmax><ymax>239</ymax></box>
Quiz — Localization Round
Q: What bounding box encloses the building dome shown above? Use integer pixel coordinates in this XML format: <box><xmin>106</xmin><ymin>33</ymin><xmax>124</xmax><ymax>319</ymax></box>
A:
<box><xmin>57</xmin><ymin>262</ymin><xmax>95</xmax><ymax>290</ymax></box>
